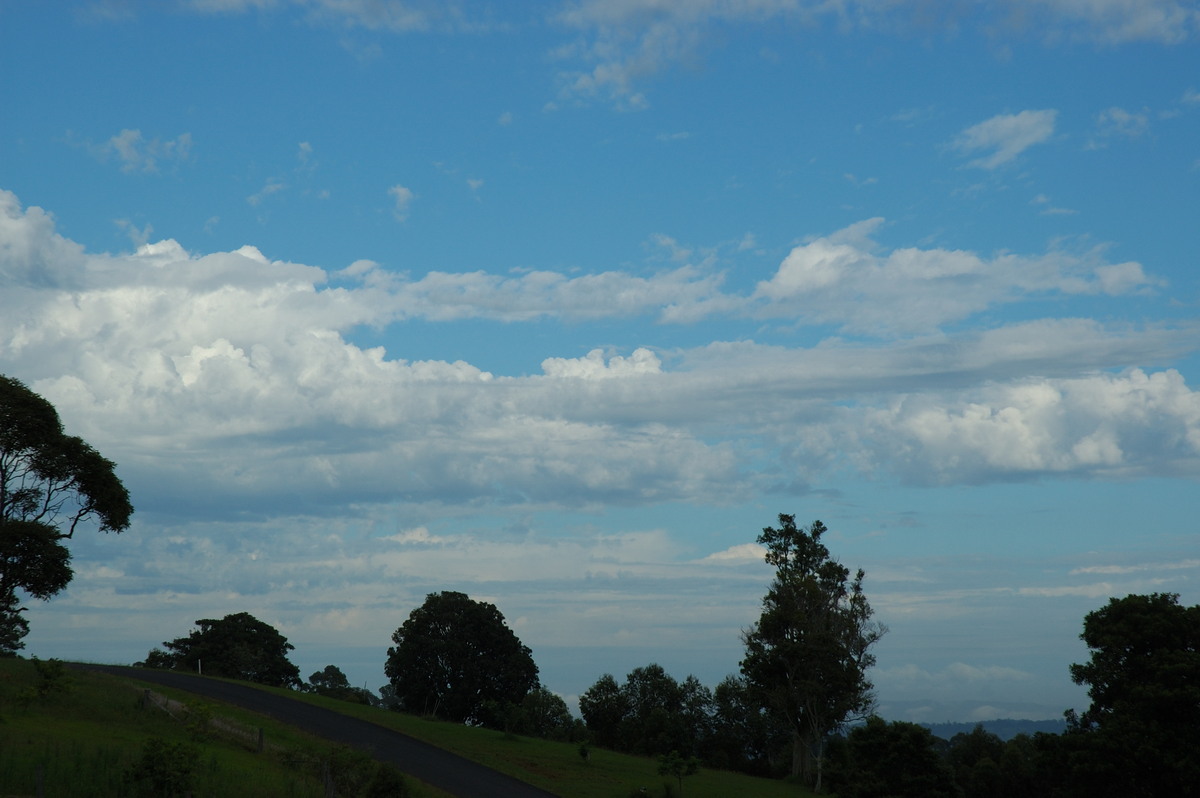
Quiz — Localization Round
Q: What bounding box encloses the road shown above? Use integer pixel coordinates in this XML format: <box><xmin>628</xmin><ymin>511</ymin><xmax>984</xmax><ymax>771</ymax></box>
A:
<box><xmin>74</xmin><ymin>664</ymin><xmax>560</xmax><ymax>798</ymax></box>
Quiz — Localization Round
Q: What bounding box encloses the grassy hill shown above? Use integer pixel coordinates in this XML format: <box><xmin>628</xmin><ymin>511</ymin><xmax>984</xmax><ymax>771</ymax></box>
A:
<box><xmin>0</xmin><ymin>658</ymin><xmax>813</xmax><ymax>798</ymax></box>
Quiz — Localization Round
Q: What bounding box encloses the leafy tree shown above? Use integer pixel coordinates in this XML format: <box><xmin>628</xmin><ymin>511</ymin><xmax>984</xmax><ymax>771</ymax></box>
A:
<box><xmin>1063</xmin><ymin>592</ymin><xmax>1200</xmax><ymax>797</ymax></box>
<box><xmin>657</xmin><ymin>750</ymin><xmax>700</xmax><ymax>796</ymax></box>
<box><xmin>0</xmin><ymin>375</ymin><xmax>132</xmax><ymax>652</ymax></box>
<box><xmin>306</xmin><ymin>664</ymin><xmax>375</xmax><ymax>704</ymax></box>
<box><xmin>515</xmin><ymin>686</ymin><xmax>576</xmax><ymax>740</ymax></box>
<box><xmin>384</xmin><ymin>591</ymin><xmax>539</xmax><ymax>726</ymax></box>
<box><xmin>740</xmin><ymin>515</ymin><xmax>885</xmax><ymax>790</ymax></box>
<box><xmin>579</xmin><ymin>672</ymin><xmax>628</xmax><ymax>749</ymax></box>
<box><xmin>827</xmin><ymin>716</ymin><xmax>959</xmax><ymax>798</ymax></box>
<box><xmin>708</xmin><ymin>674</ymin><xmax>788</xmax><ymax>775</ymax></box>
<box><xmin>144</xmin><ymin>612</ymin><xmax>302</xmax><ymax>688</ymax></box>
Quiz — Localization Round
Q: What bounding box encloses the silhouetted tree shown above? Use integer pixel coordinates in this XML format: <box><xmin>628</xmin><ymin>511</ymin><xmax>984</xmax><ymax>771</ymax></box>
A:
<box><xmin>145</xmin><ymin>612</ymin><xmax>301</xmax><ymax>688</ymax></box>
<box><xmin>0</xmin><ymin>375</ymin><xmax>132</xmax><ymax>652</ymax></box>
<box><xmin>1063</xmin><ymin>592</ymin><xmax>1200</xmax><ymax>797</ymax></box>
<box><xmin>384</xmin><ymin>591</ymin><xmax>539</xmax><ymax>726</ymax></box>
<box><xmin>740</xmin><ymin>515</ymin><xmax>885</xmax><ymax>790</ymax></box>
<box><xmin>579</xmin><ymin>672</ymin><xmax>628</xmax><ymax>749</ymax></box>
<box><xmin>826</xmin><ymin>716</ymin><xmax>959</xmax><ymax>798</ymax></box>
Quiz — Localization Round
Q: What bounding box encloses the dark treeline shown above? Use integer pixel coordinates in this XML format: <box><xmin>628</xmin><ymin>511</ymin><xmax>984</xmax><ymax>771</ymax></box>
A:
<box><xmin>132</xmin><ymin>520</ymin><xmax>1197</xmax><ymax>797</ymax></box>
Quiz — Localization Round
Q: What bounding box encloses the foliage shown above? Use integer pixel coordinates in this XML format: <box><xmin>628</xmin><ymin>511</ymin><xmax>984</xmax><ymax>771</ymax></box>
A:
<box><xmin>0</xmin><ymin>375</ymin><xmax>132</xmax><ymax>652</ymax></box>
<box><xmin>1063</xmin><ymin>592</ymin><xmax>1200</xmax><ymax>796</ymax></box>
<box><xmin>707</xmin><ymin>674</ymin><xmax>788</xmax><ymax>776</ymax></box>
<box><xmin>307</xmin><ymin>663</ymin><xmax>377</xmax><ymax>705</ymax></box>
<box><xmin>580</xmin><ymin>664</ymin><xmax>714</xmax><ymax>758</ymax></box>
<box><xmin>385</xmin><ymin>590</ymin><xmax>539</xmax><ymax>726</ymax></box>
<box><xmin>825</xmin><ymin>716</ymin><xmax>959</xmax><ymax>798</ymax></box>
<box><xmin>145</xmin><ymin>611</ymin><xmax>302</xmax><ymax>688</ymax></box>
<box><xmin>740</xmin><ymin>515</ymin><xmax>885</xmax><ymax>788</ymax></box>
<box><xmin>123</xmin><ymin>737</ymin><xmax>201</xmax><ymax>797</ymax></box>
<box><xmin>657</xmin><ymin>750</ymin><xmax>700</xmax><ymax>795</ymax></box>
<box><xmin>514</xmin><ymin>685</ymin><xmax>577</xmax><ymax>740</ymax></box>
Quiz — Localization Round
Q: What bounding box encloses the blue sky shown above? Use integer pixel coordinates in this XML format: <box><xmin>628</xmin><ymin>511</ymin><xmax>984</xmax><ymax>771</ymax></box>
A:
<box><xmin>2</xmin><ymin>0</ymin><xmax>1198</xmax><ymax>723</ymax></box>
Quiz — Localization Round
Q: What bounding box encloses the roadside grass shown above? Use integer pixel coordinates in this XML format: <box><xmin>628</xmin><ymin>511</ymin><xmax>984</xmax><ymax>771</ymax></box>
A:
<box><xmin>0</xmin><ymin>658</ymin><xmax>448</xmax><ymax>798</ymax></box>
<box><xmin>253</xmin><ymin>685</ymin><xmax>816</xmax><ymax>798</ymax></box>
<box><xmin>2</xmin><ymin>658</ymin><xmax>812</xmax><ymax>798</ymax></box>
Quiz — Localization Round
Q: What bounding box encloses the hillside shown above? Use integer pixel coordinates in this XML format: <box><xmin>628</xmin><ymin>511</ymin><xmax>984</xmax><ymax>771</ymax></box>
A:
<box><xmin>0</xmin><ymin>658</ymin><xmax>814</xmax><ymax>798</ymax></box>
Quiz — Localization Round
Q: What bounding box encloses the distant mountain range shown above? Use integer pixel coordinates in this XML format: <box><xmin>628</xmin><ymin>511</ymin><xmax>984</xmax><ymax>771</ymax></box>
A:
<box><xmin>923</xmin><ymin>718</ymin><xmax>1067</xmax><ymax>741</ymax></box>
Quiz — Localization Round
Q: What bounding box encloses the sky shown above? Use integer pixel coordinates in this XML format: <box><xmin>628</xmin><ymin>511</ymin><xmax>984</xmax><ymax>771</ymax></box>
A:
<box><xmin>1</xmin><ymin>0</ymin><xmax>1198</xmax><ymax>725</ymax></box>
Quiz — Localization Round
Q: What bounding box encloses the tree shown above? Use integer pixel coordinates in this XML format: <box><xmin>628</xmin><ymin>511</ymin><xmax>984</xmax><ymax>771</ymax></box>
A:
<box><xmin>657</xmin><ymin>750</ymin><xmax>700</xmax><ymax>796</ymax></box>
<box><xmin>384</xmin><ymin>591</ymin><xmax>539</xmax><ymax>726</ymax></box>
<box><xmin>1063</xmin><ymin>592</ymin><xmax>1200</xmax><ymax>797</ymax></box>
<box><xmin>740</xmin><ymin>515</ymin><xmax>885</xmax><ymax>790</ymax></box>
<box><xmin>0</xmin><ymin>375</ymin><xmax>132</xmax><ymax>653</ymax></box>
<box><xmin>826</xmin><ymin>716</ymin><xmax>959</xmax><ymax>798</ymax></box>
<box><xmin>307</xmin><ymin>664</ymin><xmax>375</xmax><ymax>704</ymax></box>
<box><xmin>514</xmin><ymin>686</ymin><xmax>576</xmax><ymax>740</ymax></box>
<box><xmin>579</xmin><ymin>672</ymin><xmax>628</xmax><ymax>749</ymax></box>
<box><xmin>144</xmin><ymin>612</ymin><xmax>301</xmax><ymax>688</ymax></box>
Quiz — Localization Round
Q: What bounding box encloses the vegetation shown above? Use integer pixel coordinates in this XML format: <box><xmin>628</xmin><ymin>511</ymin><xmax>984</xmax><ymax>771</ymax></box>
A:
<box><xmin>740</xmin><ymin>515</ymin><xmax>886</xmax><ymax>789</ymax></box>
<box><xmin>0</xmin><ymin>657</ymin><xmax>429</xmax><ymax>798</ymax></box>
<box><xmin>141</xmin><ymin>611</ymin><xmax>302</xmax><ymax>688</ymax></box>
<box><xmin>0</xmin><ymin>374</ymin><xmax>132</xmax><ymax>653</ymax></box>
<box><xmin>385</xmin><ymin>590</ymin><xmax>539</xmax><ymax>726</ymax></box>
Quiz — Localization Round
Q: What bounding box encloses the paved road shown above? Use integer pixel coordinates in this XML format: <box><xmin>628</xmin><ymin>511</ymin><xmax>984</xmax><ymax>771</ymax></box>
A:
<box><xmin>74</xmin><ymin>664</ymin><xmax>560</xmax><ymax>798</ymax></box>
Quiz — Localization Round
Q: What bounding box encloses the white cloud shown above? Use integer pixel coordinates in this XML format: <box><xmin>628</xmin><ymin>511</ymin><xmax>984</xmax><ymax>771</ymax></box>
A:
<box><xmin>953</xmin><ymin>110</ymin><xmax>1057</xmax><ymax>169</ymax></box>
<box><xmin>388</xmin><ymin>184</ymin><xmax>415</xmax><ymax>221</ymax></box>
<box><xmin>1</xmin><ymin>188</ymin><xmax>1196</xmax><ymax>530</ymax></box>
<box><xmin>750</xmin><ymin>218</ymin><xmax>1162</xmax><ymax>334</ymax></box>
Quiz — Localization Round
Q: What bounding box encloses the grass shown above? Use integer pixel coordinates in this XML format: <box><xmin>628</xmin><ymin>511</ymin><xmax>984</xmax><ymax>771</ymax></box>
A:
<box><xmin>0</xmin><ymin>657</ymin><xmax>449</xmax><ymax>797</ymax></box>
<box><xmin>1</xmin><ymin>658</ymin><xmax>813</xmax><ymax>797</ymax></box>
<box><xmin>250</xmin><ymin>684</ymin><xmax>816</xmax><ymax>798</ymax></box>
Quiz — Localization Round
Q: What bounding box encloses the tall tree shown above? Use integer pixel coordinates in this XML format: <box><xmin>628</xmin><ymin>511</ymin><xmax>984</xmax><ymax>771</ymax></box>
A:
<box><xmin>384</xmin><ymin>591</ymin><xmax>539</xmax><ymax>726</ymax></box>
<box><xmin>740</xmin><ymin>515</ymin><xmax>885</xmax><ymax>790</ymax></box>
<box><xmin>144</xmin><ymin>612</ymin><xmax>302</xmax><ymax>688</ymax></box>
<box><xmin>0</xmin><ymin>375</ymin><xmax>132</xmax><ymax>653</ymax></box>
<box><xmin>1065</xmin><ymin>592</ymin><xmax>1200</xmax><ymax>797</ymax></box>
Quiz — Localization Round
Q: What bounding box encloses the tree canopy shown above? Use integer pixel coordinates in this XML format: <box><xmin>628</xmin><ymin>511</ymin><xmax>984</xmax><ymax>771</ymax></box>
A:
<box><xmin>143</xmin><ymin>612</ymin><xmax>301</xmax><ymax>688</ymax></box>
<box><xmin>1064</xmin><ymin>592</ymin><xmax>1200</xmax><ymax>796</ymax></box>
<box><xmin>740</xmin><ymin>515</ymin><xmax>885</xmax><ymax>789</ymax></box>
<box><xmin>0</xmin><ymin>375</ymin><xmax>132</xmax><ymax>653</ymax></box>
<box><xmin>384</xmin><ymin>591</ymin><xmax>539</xmax><ymax>726</ymax></box>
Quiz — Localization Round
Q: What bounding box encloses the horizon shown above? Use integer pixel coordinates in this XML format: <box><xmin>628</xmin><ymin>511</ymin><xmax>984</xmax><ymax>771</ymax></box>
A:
<box><xmin>2</xmin><ymin>1</ymin><xmax>1198</xmax><ymax>724</ymax></box>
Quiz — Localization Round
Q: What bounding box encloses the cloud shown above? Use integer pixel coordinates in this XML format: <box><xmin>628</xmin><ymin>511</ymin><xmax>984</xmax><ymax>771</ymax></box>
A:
<box><xmin>953</xmin><ymin>110</ymin><xmax>1057</xmax><ymax>169</ymax></box>
<box><xmin>857</xmin><ymin>368</ymin><xmax>1200</xmax><ymax>484</ymax></box>
<box><xmin>1087</xmin><ymin>106</ymin><xmax>1150</xmax><ymax>148</ymax></box>
<box><xmin>89</xmin><ymin>129</ymin><xmax>193</xmax><ymax>174</ymax></box>
<box><xmin>750</xmin><ymin>217</ymin><xmax>1162</xmax><ymax>334</ymax></box>
<box><xmin>1</xmin><ymin>188</ymin><xmax>1197</xmax><ymax>531</ymax></box>
<box><xmin>388</xmin><ymin>184</ymin><xmax>415</xmax><ymax>221</ymax></box>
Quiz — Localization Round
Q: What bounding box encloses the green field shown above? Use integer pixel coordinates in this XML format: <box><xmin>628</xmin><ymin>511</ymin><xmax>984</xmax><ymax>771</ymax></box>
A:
<box><xmin>0</xmin><ymin>658</ymin><xmax>812</xmax><ymax>797</ymax></box>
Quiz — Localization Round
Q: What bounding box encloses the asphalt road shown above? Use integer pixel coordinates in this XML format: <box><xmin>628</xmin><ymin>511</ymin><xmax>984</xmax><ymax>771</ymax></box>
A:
<box><xmin>74</xmin><ymin>664</ymin><xmax>560</xmax><ymax>798</ymax></box>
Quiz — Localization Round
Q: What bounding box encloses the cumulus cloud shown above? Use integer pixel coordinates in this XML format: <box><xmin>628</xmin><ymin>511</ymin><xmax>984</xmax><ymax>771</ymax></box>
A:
<box><xmin>1</xmin><ymin>188</ymin><xmax>1197</xmax><ymax>530</ymax></box>
<box><xmin>751</xmin><ymin>217</ymin><xmax>1162</xmax><ymax>334</ymax></box>
<box><xmin>953</xmin><ymin>110</ymin><xmax>1057</xmax><ymax>169</ymax></box>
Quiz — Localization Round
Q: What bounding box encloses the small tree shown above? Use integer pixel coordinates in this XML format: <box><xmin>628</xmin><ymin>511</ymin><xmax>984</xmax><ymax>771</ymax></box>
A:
<box><xmin>0</xmin><ymin>375</ymin><xmax>132</xmax><ymax>652</ymax></box>
<box><xmin>384</xmin><ymin>591</ymin><xmax>539</xmax><ymax>726</ymax></box>
<box><xmin>146</xmin><ymin>612</ymin><xmax>301</xmax><ymax>688</ymax></box>
<box><xmin>657</xmin><ymin>750</ymin><xmax>700</xmax><ymax>796</ymax></box>
<box><xmin>740</xmin><ymin>515</ymin><xmax>885</xmax><ymax>791</ymax></box>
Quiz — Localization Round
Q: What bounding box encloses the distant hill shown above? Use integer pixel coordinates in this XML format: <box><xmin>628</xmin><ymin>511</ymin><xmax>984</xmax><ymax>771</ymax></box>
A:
<box><xmin>924</xmin><ymin>718</ymin><xmax>1067</xmax><ymax>741</ymax></box>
